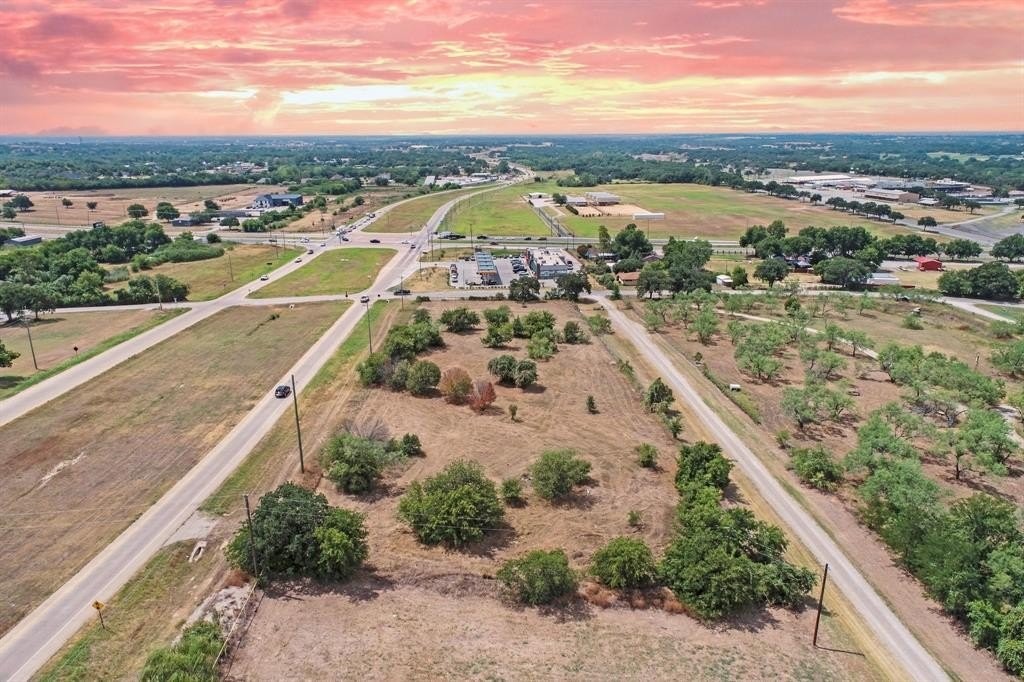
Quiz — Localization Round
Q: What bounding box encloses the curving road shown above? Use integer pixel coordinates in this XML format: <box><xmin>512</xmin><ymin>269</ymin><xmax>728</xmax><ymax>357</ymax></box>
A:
<box><xmin>0</xmin><ymin>179</ymin><xmax>516</xmax><ymax>680</ymax></box>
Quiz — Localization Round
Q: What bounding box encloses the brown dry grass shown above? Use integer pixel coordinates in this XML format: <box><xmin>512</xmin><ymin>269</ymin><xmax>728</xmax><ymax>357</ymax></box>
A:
<box><xmin>227</xmin><ymin>301</ymin><xmax>876</xmax><ymax>681</ymax></box>
<box><xmin>0</xmin><ymin>301</ymin><xmax>348</xmax><ymax>636</ymax></box>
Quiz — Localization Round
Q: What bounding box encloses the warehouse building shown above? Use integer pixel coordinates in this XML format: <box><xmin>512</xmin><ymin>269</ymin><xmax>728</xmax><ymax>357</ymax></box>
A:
<box><xmin>585</xmin><ymin>191</ymin><xmax>620</xmax><ymax>205</ymax></box>
<box><xmin>864</xmin><ymin>188</ymin><xmax>921</xmax><ymax>203</ymax></box>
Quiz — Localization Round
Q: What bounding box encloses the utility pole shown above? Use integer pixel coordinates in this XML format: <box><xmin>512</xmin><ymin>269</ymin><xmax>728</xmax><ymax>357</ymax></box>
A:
<box><xmin>290</xmin><ymin>374</ymin><xmax>305</xmax><ymax>473</ymax></box>
<box><xmin>244</xmin><ymin>494</ymin><xmax>260</xmax><ymax>578</ymax></box>
<box><xmin>364</xmin><ymin>301</ymin><xmax>373</xmax><ymax>352</ymax></box>
<box><xmin>812</xmin><ymin>563</ymin><xmax>829</xmax><ymax>647</ymax></box>
<box><xmin>23</xmin><ymin>315</ymin><xmax>38</xmax><ymax>370</ymax></box>
<box><xmin>227</xmin><ymin>249</ymin><xmax>234</xmax><ymax>281</ymax></box>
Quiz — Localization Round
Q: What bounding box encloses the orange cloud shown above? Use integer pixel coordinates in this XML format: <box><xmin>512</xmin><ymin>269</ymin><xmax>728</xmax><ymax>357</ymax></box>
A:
<box><xmin>0</xmin><ymin>0</ymin><xmax>1019</xmax><ymax>134</ymax></box>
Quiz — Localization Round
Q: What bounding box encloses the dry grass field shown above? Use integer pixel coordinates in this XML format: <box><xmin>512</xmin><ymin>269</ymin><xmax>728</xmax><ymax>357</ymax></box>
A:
<box><xmin>0</xmin><ymin>309</ymin><xmax>173</xmax><ymax>397</ymax></box>
<box><xmin>556</xmin><ymin>183</ymin><xmax>934</xmax><ymax>240</ymax></box>
<box><xmin>0</xmin><ymin>301</ymin><xmax>348</xmax><ymax>637</ymax></box>
<box><xmin>7</xmin><ymin>184</ymin><xmax>277</xmax><ymax>227</ymax></box>
<box><xmin>364</xmin><ymin>185</ymin><xmax>497</xmax><ymax>234</ymax></box>
<box><xmin>227</xmin><ymin>301</ymin><xmax>875</xmax><ymax>680</ymax></box>
<box><xmin>402</xmin><ymin>266</ymin><xmax>450</xmax><ymax>292</ymax></box>
<box><xmin>279</xmin><ymin>187</ymin><xmax>409</xmax><ymax>233</ymax></box>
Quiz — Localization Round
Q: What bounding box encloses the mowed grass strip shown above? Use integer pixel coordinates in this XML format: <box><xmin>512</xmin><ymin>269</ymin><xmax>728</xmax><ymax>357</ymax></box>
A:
<box><xmin>448</xmin><ymin>182</ymin><xmax>553</xmax><ymax>237</ymax></box>
<box><xmin>364</xmin><ymin>185</ymin><xmax>496</xmax><ymax>233</ymax></box>
<box><xmin>250</xmin><ymin>247</ymin><xmax>395</xmax><ymax>298</ymax></box>
<box><xmin>106</xmin><ymin>245</ymin><xmax>301</xmax><ymax>301</ymax></box>
<box><xmin>0</xmin><ymin>301</ymin><xmax>348</xmax><ymax>636</ymax></box>
<box><xmin>0</xmin><ymin>308</ymin><xmax>186</xmax><ymax>399</ymax></box>
<box><xmin>553</xmin><ymin>182</ymin><xmax>931</xmax><ymax>240</ymax></box>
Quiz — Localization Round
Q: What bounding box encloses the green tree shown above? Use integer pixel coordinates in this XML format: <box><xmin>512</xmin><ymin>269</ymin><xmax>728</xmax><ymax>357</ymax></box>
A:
<box><xmin>790</xmin><ymin>447</ymin><xmax>843</xmax><ymax>491</ymax></box>
<box><xmin>675</xmin><ymin>441</ymin><xmax>732</xmax><ymax>494</ymax></box>
<box><xmin>497</xmin><ymin>549</ymin><xmax>578</xmax><ymax>605</ymax></box>
<box><xmin>730</xmin><ymin>266</ymin><xmax>749</xmax><ymax>287</ymax></box>
<box><xmin>126</xmin><ymin>203</ymin><xmax>148</xmax><ymax>219</ymax></box>
<box><xmin>320</xmin><ymin>433</ymin><xmax>388</xmax><ymax>494</ymax></box>
<box><xmin>553</xmin><ymin>272</ymin><xmax>591</xmax><ymax>301</ymax></box>
<box><xmin>439</xmin><ymin>307</ymin><xmax>480</xmax><ymax>332</ymax></box>
<box><xmin>586</xmin><ymin>314</ymin><xmax>612</xmax><ymax>335</ymax></box>
<box><xmin>527</xmin><ymin>331</ymin><xmax>557</xmax><ymax>360</ymax></box>
<box><xmin>635</xmin><ymin>443</ymin><xmax>658</xmax><ymax>468</ymax></box>
<box><xmin>753</xmin><ymin>258</ymin><xmax>789</xmax><ymax>288</ymax></box>
<box><xmin>562</xmin><ymin>320</ymin><xmax>589</xmax><ymax>344</ymax></box>
<box><xmin>692</xmin><ymin>309</ymin><xmax>718</xmax><ymax>344</ymax></box>
<box><xmin>0</xmin><ymin>339</ymin><xmax>21</xmax><ymax>367</ymax></box>
<box><xmin>7</xmin><ymin>194</ymin><xmax>33</xmax><ymax>211</ymax></box>
<box><xmin>643</xmin><ymin>377</ymin><xmax>674</xmax><ymax>413</ymax></box>
<box><xmin>590</xmin><ymin>537</ymin><xmax>658</xmax><ymax>589</ymax></box>
<box><xmin>991</xmin><ymin>234</ymin><xmax>1024</xmax><ymax>262</ymax></box>
<box><xmin>509</xmin><ymin>276</ymin><xmax>540</xmax><ymax>302</ymax></box>
<box><xmin>398</xmin><ymin>460</ymin><xmax>504</xmax><ymax>546</ymax></box>
<box><xmin>155</xmin><ymin>202</ymin><xmax>180</xmax><ymax>221</ymax></box>
<box><xmin>531</xmin><ymin>449</ymin><xmax>591</xmax><ymax>500</ymax></box>
<box><xmin>225</xmin><ymin>483</ymin><xmax>367</xmax><ymax>580</ymax></box>
<box><xmin>954</xmin><ymin>409</ymin><xmax>1017</xmax><ymax>479</ymax></box>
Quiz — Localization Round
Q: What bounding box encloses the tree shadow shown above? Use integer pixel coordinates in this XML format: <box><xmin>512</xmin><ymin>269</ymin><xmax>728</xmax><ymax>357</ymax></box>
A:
<box><xmin>537</xmin><ymin>597</ymin><xmax>594</xmax><ymax>623</ymax></box>
<box><xmin>712</xmin><ymin>604</ymin><xmax>784</xmax><ymax>633</ymax></box>
<box><xmin>0</xmin><ymin>376</ymin><xmax>27</xmax><ymax>389</ymax></box>
<box><xmin>452</xmin><ymin>520</ymin><xmax>518</xmax><ymax>558</ymax></box>
<box><xmin>261</xmin><ymin>568</ymin><xmax>398</xmax><ymax>604</ymax></box>
<box><xmin>521</xmin><ymin>384</ymin><xmax>547</xmax><ymax>395</ymax></box>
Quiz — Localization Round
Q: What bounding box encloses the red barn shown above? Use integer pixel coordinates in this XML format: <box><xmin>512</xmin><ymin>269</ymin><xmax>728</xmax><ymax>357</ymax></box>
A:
<box><xmin>914</xmin><ymin>256</ymin><xmax>942</xmax><ymax>271</ymax></box>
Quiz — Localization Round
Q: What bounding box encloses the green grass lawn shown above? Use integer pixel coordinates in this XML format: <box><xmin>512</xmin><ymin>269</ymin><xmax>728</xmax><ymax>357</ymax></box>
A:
<box><xmin>250</xmin><ymin>247</ymin><xmax>395</xmax><ymax>298</ymax></box>
<box><xmin>446</xmin><ymin>182</ymin><xmax>553</xmax><ymax>237</ymax></box>
<box><xmin>977</xmin><ymin>304</ymin><xmax>1024</xmax><ymax>322</ymax></box>
<box><xmin>106</xmin><ymin>244</ymin><xmax>301</xmax><ymax>301</ymax></box>
<box><xmin>551</xmin><ymin>183</ymin><xmax>935</xmax><ymax>241</ymax></box>
<box><xmin>363</xmin><ymin>185</ymin><xmax>496</xmax><ymax>233</ymax></box>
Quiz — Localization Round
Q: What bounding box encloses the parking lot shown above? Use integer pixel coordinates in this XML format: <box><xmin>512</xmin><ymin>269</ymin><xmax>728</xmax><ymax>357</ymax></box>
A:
<box><xmin>449</xmin><ymin>251</ymin><xmax>530</xmax><ymax>287</ymax></box>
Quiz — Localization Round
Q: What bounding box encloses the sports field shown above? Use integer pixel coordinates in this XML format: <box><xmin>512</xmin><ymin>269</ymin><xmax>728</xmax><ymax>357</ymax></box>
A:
<box><xmin>553</xmin><ymin>183</ymin><xmax>931</xmax><ymax>240</ymax></box>
<box><xmin>363</xmin><ymin>185</ymin><xmax>496</xmax><ymax>233</ymax></box>
<box><xmin>250</xmin><ymin>247</ymin><xmax>395</xmax><ymax>298</ymax></box>
<box><xmin>446</xmin><ymin>182</ymin><xmax>553</xmax><ymax>237</ymax></box>
<box><xmin>105</xmin><ymin>245</ymin><xmax>300</xmax><ymax>301</ymax></box>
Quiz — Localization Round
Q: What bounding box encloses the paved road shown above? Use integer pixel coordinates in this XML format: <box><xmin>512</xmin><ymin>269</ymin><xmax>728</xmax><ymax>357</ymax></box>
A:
<box><xmin>0</xmin><ymin>181</ymin><xmax>516</xmax><ymax>680</ymax></box>
<box><xmin>594</xmin><ymin>296</ymin><xmax>948</xmax><ymax>681</ymax></box>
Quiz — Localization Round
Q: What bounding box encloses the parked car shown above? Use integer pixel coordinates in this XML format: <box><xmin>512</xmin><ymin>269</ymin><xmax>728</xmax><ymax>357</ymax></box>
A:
<box><xmin>274</xmin><ymin>385</ymin><xmax>292</xmax><ymax>399</ymax></box>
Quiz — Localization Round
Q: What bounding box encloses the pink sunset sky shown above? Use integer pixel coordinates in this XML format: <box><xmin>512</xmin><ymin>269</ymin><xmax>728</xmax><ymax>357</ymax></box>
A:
<box><xmin>0</xmin><ymin>0</ymin><xmax>1021</xmax><ymax>135</ymax></box>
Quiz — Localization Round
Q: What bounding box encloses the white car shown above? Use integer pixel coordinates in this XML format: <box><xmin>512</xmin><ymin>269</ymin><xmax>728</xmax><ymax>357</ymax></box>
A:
<box><xmin>259</xmin><ymin>274</ymin><xmax>270</xmax><ymax>281</ymax></box>
<box><xmin>359</xmin><ymin>295</ymin><xmax>370</xmax><ymax>303</ymax></box>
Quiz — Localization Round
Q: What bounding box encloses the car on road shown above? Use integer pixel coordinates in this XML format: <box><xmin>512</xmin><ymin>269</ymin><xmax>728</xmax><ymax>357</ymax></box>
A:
<box><xmin>306</xmin><ymin>249</ymin><xmax>314</xmax><ymax>254</ymax></box>
<box><xmin>409</xmin><ymin>243</ymin><xmax>416</xmax><ymax>249</ymax></box>
<box><xmin>274</xmin><ymin>385</ymin><xmax>292</xmax><ymax>398</ymax></box>
<box><xmin>394</xmin><ymin>288</ymin><xmax>411</xmax><ymax>295</ymax></box>
<box><xmin>341</xmin><ymin>236</ymin><xmax>349</xmax><ymax>241</ymax></box>
<box><xmin>400</xmin><ymin>239</ymin><xmax>410</xmax><ymax>244</ymax></box>
<box><xmin>259</xmin><ymin>274</ymin><xmax>270</xmax><ymax>281</ymax></box>
<box><xmin>369</xmin><ymin>238</ymin><xmax>381</xmax><ymax>243</ymax></box>
<box><xmin>294</xmin><ymin>258</ymin><xmax>302</xmax><ymax>263</ymax></box>
<box><xmin>359</xmin><ymin>294</ymin><xmax>370</xmax><ymax>303</ymax></box>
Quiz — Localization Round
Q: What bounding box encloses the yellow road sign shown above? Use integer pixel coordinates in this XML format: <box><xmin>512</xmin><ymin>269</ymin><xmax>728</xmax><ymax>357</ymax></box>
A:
<box><xmin>92</xmin><ymin>601</ymin><xmax>105</xmax><ymax>611</ymax></box>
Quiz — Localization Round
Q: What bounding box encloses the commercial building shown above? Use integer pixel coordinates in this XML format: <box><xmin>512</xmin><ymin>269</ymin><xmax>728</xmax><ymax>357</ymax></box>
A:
<box><xmin>864</xmin><ymin>189</ymin><xmax>921</xmax><ymax>203</ymax></box>
<box><xmin>475</xmin><ymin>250</ymin><xmax>499</xmax><ymax>284</ymax></box>
<box><xmin>251</xmin><ymin>193</ymin><xmax>304</xmax><ymax>209</ymax></box>
<box><xmin>565</xmin><ymin>195</ymin><xmax>588</xmax><ymax>206</ymax></box>
<box><xmin>585</xmin><ymin>191</ymin><xmax>620</xmax><ymax>205</ymax></box>
<box><xmin>932</xmin><ymin>178</ymin><xmax>971</xmax><ymax>192</ymax></box>
<box><xmin>527</xmin><ymin>249</ymin><xmax>571</xmax><ymax>279</ymax></box>
<box><xmin>866</xmin><ymin>272</ymin><xmax>901</xmax><ymax>288</ymax></box>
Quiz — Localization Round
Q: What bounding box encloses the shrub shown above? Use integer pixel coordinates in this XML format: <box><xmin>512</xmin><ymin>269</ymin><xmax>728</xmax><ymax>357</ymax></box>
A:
<box><xmin>439</xmin><ymin>367</ymin><xmax>473</xmax><ymax>403</ymax></box>
<box><xmin>562</xmin><ymin>320</ymin><xmax>589</xmax><ymax>344</ymax></box>
<box><xmin>141</xmin><ymin>621</ymin><xmax>223</xmax><ymax>682</ymax></box>
<box><xmin>500</xmin><ymin>478</ymin><xmax>524</xmax><ymax>504</ymax></box>
<box><xmin>469</xmin><ymin>379</ymin><xmax>497</xmax><ymax>412</ymax></box>
<box><xmin>412</xmin><ymin>308</ymin><xmax>431</xmax><ymax>324</ymax></box>
<box><xmin>386</xmin><ymin>359</ymin><xmax>411</xmax><ymax>391</ymax></box>
<box><xmin>508</xmin><ymin>403</ymin><xmax>519</xmax><ymax>421</ymax></box>
<box><xmin>497</xmin><ymin>549</ymin><xmax>578</xmax><ymax>605</ymax></box>
<box><xmin>627</xmin><ymin>510</ymin><xmax>643</xmax><ymax>528</ymax></box>
<box><xmin>587</xmin><ymin>314</ymin><xmax>612</xmax><ymax>335</ymax></box>
<box><xmin>488</xmin><ymin>354</ymin><xmax>518</xmax><ymax>383</ymax></box>
<box><xmin>635</xmin><ymin>443</ymin><xmax>658</xmax><ymax>468</ymax></box>
<box><xmin>791</xmin><ymin>446</ymin><xmax>843</xmax><ymax>491</ymax></box>
<box><xmin>990</xmin><ymin>320</ymin><xmax>1018</xmax><ymax>339</ymax></box>
<box><xmin>398</xmin><ymin>433</ymin><xmax>423</xmax><ymax>457</ymax></box>
<box><xmin>483</xmin><ymin>305</ymin><xmax>512</xmax><ymax>326</ymax></box>
<box><xmin>520</xmin><ymin>310</ymin><xmax>556</xmax><ymax>336</ymax></box>
<box><xmin>356</xmin><ymin>351</ymin><xmax>388</xmax><ymax>386</ymax></box>
<box><xmin>590</xmin><ymin>537</ymin><xmax>658</xmax><ymax>589</ymax></box>
<box><xmin>527</xmin><ymin>331</ymin><xmax>557</xmax><ymax>360</ymax></box>
<box><xmin>902</xmin><ymin>314</ymin><xmax>924</xmax><ymax>330</ymax></box>
<box><xmin>225</xmin><ymin>483</ymin><xmax>368</xmax><ymax>580</ymax></box>
<box><xmin>320</xmin><ymin>433</ymin><xmax>387</xmax><ymax>494</ymax></box>
<box><xmin>405</xmin><ymin>360</ymin><xmax>441</xmax><ymax>395</ymax></box>
<box><xmin>482</xmin><ymin>323</ymin><xmax>513</xmax><ymax>347</ymax></box>
<box><xmin>439</xmin><ymin>307</ymin><xmax>480</xmax><ymax>332</ymax></box>
<box><xmin>397</xmin><ymin>460</ymin><xmax>504</xmax><ymax>546</ymax></box>
<box><xmin>531</xmin><ymin>449</ymin><xmax>591</xmax><ymax>500</ymax></box>
<box><xmin>586</xmin><ymin>395</ymin><xmax>598</xmax><ymax>413</ymax></box>
<box><xmin>512</xmin><ymin>360</ymin><xmax>538</xmax><ymax>388</ymax></box>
